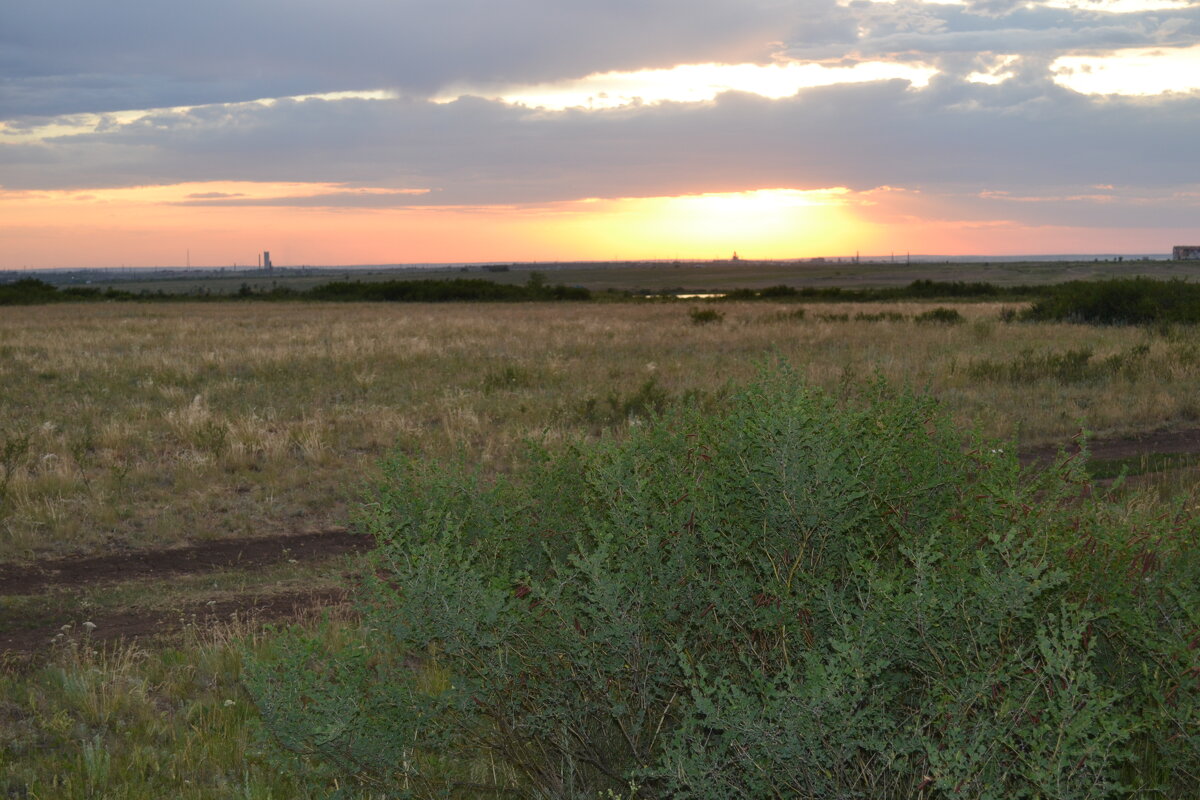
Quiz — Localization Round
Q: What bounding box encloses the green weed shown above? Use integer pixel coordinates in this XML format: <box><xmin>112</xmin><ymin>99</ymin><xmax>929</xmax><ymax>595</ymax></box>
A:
<box><xmin>968</xmin><ymin>344</ymin><xmax>1150</xmax><ymax>383</ymax></box>
<box><xmin>0</xmin><ymin>429</ymin><xmax>31</xmax><ymax>515</ymax></box>
<box><xmin>914</xmin><ymin>306</ymin><xmax>964</xmax><ymax>324</ymax></box>
<box><xmin>688</xmin><ymin>307</ymin><xmax>724</xmax><ymax>325</ymax></box>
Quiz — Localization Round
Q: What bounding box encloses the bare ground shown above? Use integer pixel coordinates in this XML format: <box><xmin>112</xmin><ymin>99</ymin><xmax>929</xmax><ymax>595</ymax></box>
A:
<box><xmin>1021</xmin><ymin>427</ymin><xmax>1200</xmax><ymax>465</ymax></box>
<box><xmin>0</xmin><ymin>587</ymin><xmax>349</xmax><ymax>661</ymax></box>
<box><xmin>0</xmin><ymin>528</ymin><xmax>368</xmax><ymax>595</ymax></box>
<box><xmin>0</xmin><ymin>528</ymin><xmax>369</xmax><ymax>658</ymax></box>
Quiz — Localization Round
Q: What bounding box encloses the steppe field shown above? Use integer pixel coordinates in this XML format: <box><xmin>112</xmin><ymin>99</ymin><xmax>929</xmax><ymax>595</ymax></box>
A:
<box><xmin>2</xmin><ymin>293</ymin><xmax>1199</xmax><ymax>797</ymax></box>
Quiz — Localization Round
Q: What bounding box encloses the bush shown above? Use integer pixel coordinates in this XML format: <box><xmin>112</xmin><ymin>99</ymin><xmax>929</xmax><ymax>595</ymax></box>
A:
<box><xmin>914</xmin><ymin>307</ymin><xmax>965</xmax><ymax>324</ymax></box>
<box><xmin>967</xmin><ymin>345</ymin><xmax>1150</xmax><ymax>384</ymax></box>
<box><xmin>306</xmin><ymin>278</ymin><xmax>590</xmax><ymax>302</ymax></box>
<box><xmin>0</xmin><ymin>278</ymin><xmax>63</xmax><ymax>305</ymax></box>
<box><xmin>1023</xmin><ymin>278</ymin><xmax>1200</xmax><ymax>325</ymax></box>
<box><xmin>246</xmin><ymin>367</ymin><xmax>1200</xmax><ymax>798</ymax></box>
<box><xmin>688</xmin><ymin>307</ymin><xmax>724</xmax><ymax>325</ymax></box>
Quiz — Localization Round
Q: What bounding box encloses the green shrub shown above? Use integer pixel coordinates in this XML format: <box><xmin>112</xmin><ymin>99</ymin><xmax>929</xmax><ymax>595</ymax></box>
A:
<box><xmin>763</xmin><ymin>308</ymin><xmax>806</xmax><ymax>323</ymax></box>
<box><xmin>0</xmin><ymin>278</ymin><xmax>61</xmax><ymax>305</ymax></box>
<box><xmin>246</xmin><ymin>367</ymin><xmax>1200</xmax><ymax>798</ymax></box>
<box><xmin>854</xmin><ymin>311</ymin><xmax>907</xmax><ymax>322</ymax></box>
<box><xmin>0</xmin><ymin>428</ymin><xmax>31</xmax><ymax>514</ymax></box>
<box><xmin>306</xmin><ymin>278</ymin><xmax>591</xmax><ymax>302</ymax></box>
<box><xmin>482</xmin><ymin>363</ymin><xmax>535</xmax><ymax>393</ymax></box>
<box><xmin>914</xmin><ymin>307</ymin><xmax>965</xmax><ymax>324</ymax></box>
<box><xmin>688</xmin><ymin>307</ymin><xmax>724</xmax><ymax>325</ymax></box>
<box><xmin>577</xmin><ymin>378</ymin><xmax>674</xmax><ymax>426</ymax></box>
<box><xmin>968</xmin><ymin>344</ymin><xmax>1150</xmax><ymax>384</ymax></box>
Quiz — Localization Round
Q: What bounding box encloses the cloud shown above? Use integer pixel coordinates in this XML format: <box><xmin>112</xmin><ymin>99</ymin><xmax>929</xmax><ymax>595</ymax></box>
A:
<box><xmin>1</xmin><ymin>0</ymin><xmax>803</xmax><ymax>118</ymax></box>
<box><xmin>785</xmin><ymin>2</ymin><xmax>1200</xmax><ymax>63</ymax></box>
<box><xmin>175</xmin><ymin>188</ymin><xmax>429</xmax><ymax>208</ymax></box>
<box><xmin>4</xmin><ymin>80</ymin><xmax>1199</xmax><ymax>233</ymax></box>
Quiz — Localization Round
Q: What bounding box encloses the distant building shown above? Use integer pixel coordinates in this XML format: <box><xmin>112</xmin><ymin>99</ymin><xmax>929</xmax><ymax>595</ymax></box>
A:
<box><xmin>1173</xmin><ymin>246</ymin><xmax>1200</xmax><ymax>260</ymax></box>
<box><xmin>263</xmin><ymin>251</ymin><xmax>273</xmax><ymax>272</ymax></box>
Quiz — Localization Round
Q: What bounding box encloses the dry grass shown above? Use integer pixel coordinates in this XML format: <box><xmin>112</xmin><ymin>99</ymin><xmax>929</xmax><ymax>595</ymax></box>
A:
<box><xmin>1</xmin><ymin>300</ymin><xmax>1198</xmax><ymax>559</ymax></box>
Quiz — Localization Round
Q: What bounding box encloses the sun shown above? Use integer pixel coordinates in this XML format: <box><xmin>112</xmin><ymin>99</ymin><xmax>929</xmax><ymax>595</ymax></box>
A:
<box><xmin>542</xmin><ymin>188</ymin><xmax>867</xmax><ymax>260</ymax></box>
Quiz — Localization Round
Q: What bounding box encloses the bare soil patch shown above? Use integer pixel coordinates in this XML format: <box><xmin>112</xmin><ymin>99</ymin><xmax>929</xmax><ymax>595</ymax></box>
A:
<box><xmin>0</xmin><ymin>528</ymin><xmax>369</xmax><ymax>595</ymax></box>
<box><xmin>1021</xmin><ymin>427</ymin><xmax>1200</xmax><ymax>465</ymax></box>
<box><xmin>0</xmin><ymin>587</ymin><xmax>349</xmax><ymax>659</ymax></box>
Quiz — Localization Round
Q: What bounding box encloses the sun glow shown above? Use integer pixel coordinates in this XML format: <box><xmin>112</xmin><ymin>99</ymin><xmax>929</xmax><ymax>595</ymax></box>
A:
<box><xmin>1054</xmin><ymin>45</ymin><xmax>1200</xmax><ymax>95</ymax></box>
<box><xmin>4</xmin><ymin>181</ymin><xmax>1181</xmax><ymax>269</ymax></box>
<box><xmin>542</xmin><ymin>189</ymin><xmax>868</xmax><ymax>259</ymax></box>
<box><xmin>436</xmin><ymin>61</ymin><xmax>938</xmax><ymax>110</ymax></box>
<box><xmin>0</xmin><ymin>183</ymin><xmax>871</xmax><ymax>267</ymax></box>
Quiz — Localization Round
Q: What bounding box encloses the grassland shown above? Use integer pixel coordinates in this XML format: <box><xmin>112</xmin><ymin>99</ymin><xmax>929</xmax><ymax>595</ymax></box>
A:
<box><xmin>3</xmin><ymin>294</ymin><xmax>1200</xmax><ymax>797</ymax></box>
<box><xmin>3</xmin><ymin>299</ymin><xmax>1200</xmax><ymax>560</ymax></box>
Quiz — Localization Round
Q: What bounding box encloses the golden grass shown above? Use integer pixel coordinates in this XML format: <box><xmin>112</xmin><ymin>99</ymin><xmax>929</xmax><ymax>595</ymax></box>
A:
<box><xmin>1</xmin><ymin>300</ymin><xmax>1198</xmax><ymax>559</ymax></box>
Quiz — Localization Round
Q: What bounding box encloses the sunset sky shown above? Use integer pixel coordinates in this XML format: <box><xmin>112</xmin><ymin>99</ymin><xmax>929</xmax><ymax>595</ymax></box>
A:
<box><xmin>2</xmin><ymin>0</ymin><xmax>1199</xmax><ymax>268</ymax></box>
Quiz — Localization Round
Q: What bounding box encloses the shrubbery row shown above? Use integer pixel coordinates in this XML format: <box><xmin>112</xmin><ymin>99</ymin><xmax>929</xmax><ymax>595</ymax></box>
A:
<box><xmin>1020</xmin><ymin>278</ymin><xmax>1200</xmax><ymax>325</ymax></box>
<box><xmin>0</xmin><ymin>276</ymin><xmax>590</xmax><ymax>305</ymax></box>
<box><xmin>9</xmin><ymin>274</ymin><xmax>1200</xmax><ymax>326</ymax></box>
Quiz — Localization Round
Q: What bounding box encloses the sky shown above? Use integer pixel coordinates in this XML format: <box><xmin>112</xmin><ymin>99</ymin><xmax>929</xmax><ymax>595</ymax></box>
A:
<box><xmin>2</xmin><ymin>0</ymin><xmax>1199</xmax><ymax>268</ymax></box>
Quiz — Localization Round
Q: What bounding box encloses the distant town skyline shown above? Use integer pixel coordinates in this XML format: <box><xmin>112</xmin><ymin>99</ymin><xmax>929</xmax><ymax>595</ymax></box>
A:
<box><xmin>3</xmin><ymin>0</ymin><xmax>1199</xmax><ymax>268</ymax></box>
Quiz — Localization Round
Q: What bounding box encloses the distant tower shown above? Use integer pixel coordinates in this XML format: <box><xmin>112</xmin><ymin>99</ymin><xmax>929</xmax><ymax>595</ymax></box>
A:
<box><xmin>263</xmin><ymin>251</ymin><xmax>272</xmax><ymax>273</ymax></box>
<box><xmin>731</xmin><ymin>251</ymin><xmax>740</xmax><ymax>262</ymax></box>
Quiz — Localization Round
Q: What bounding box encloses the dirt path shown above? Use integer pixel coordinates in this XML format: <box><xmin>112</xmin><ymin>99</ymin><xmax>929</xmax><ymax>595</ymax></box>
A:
<box><xmin>1021</xmin><ymin>427</ymin><xmax>1200</xmax><ymax>465</ymax></box>
<box><xmin>0</xmin><ymin>528</ymin><xmax>369</xmax><ymax>595</ymax></box>
<box><xmin>0</xmin><ymin>587</ymin><xmax>349</xmax><ymax>659</ymax></box>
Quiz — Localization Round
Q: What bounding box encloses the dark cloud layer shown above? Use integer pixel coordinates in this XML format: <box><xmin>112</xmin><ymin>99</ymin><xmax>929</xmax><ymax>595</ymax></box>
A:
<box><xmin>1</xmin><ymin>0</ymin><xmax>799</xmax><ymax>117</ymax></box>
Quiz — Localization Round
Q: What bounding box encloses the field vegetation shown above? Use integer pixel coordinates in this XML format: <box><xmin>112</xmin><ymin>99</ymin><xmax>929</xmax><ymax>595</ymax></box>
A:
<box><xmin>2</xmin><ymin>284</ymin><xmax>1200</xmax><ymax>797</ymax></box>
<box><xmin>4</xmin><ymin>298</ymin><xmax>1200</xmax><ymax>560</ymax></box>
